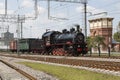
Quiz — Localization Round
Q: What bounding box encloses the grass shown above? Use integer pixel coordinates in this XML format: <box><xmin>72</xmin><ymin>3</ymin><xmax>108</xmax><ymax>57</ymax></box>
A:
<box><xmin>19</xmin><ymin>62</ymin><xmax>120</xmax><ymax>80</ymax></box>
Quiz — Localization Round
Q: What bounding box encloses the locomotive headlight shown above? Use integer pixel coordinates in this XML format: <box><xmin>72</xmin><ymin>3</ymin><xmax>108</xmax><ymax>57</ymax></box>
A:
<box><xmin>69</xmin><ymin>46</ymin><xmax>73</xmax><ymax>48</ymax></box>
<box><xmin>78</xmin><ymin>35</ymin><xmax>83</xmax><ymax>40</ymax></box>
<box><xmin>78</xmin><ymin>45</ymin><xmax>80</xmax><ymax>47</ymax></box>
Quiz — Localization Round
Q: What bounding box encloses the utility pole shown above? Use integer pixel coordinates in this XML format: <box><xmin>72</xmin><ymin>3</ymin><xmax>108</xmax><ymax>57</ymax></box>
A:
<box><xmin>34</xmin><ymin>0</ymin><xmax>38</xmax><ymax>19</ymax></box>
<box><xmin>7</xmin><ymin>25</ymin><xmax>9</xmax><ymax>51</ymax></box>
<box><xmin>17</xmin><ymin>15</ymin><xmax>20</xmax><ymax>55</ymax></box>
<box><xmin>83</xmin><ymin>0</ymin><xmax>87</xmax><ymax>41</ymax></box>
<box><xmin>21</xmin><ymin>22</ymin><xmax>23</xmax><ymax>38</ymax></box>
<box><xmin>5</xmin><ymin>0</ymin><xmax>7</xmax><ymax>15</ymax></box>
<box><xmin>48</xmin><ymin>0</ymin><xmax>50</xmax><ymax>19</ymax></box>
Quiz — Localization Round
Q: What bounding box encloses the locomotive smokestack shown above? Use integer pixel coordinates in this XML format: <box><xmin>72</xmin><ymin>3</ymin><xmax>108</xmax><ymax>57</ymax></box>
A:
<box><xmin>62</xmin><ymin>29</ymin><xmax>67</xmax><ymax>33</ymax></box>
<box><xmin>75</xmin><ymin>24</ymin><xmax>80</xmax><ymax>32</ymax></box>
<box><xmin>70</xmin><ymin>28</ymin><xmax>75</xmax><ymax>33</ymax></box>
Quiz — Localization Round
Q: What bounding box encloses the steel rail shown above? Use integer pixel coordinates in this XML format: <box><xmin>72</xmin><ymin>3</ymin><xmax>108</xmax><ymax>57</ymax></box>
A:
<box><xmin>0</xmin><ymin>59</ymin><xmax>37</xmax><ymax>80</ymax></box>
<box><xmin>0</xmin><ymin>76</ymin><xmax>2</xmax><ymax>80</ymax></box>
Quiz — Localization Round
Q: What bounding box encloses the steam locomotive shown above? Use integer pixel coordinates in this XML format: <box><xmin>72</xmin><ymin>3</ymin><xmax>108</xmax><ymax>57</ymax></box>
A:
<box><xmin>42</xmin><ymin>25</ymin><xmax>87</xmax><ymax>56</ymax></box>
<box><xmin>10</xmin><ymin>25</ymin><xmax>88</xmax><ymax>56</ymax></box>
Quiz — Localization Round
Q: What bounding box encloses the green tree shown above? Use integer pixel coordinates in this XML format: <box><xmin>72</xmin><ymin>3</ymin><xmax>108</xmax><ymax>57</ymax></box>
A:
<box><xmin>93</xmin><ymin>35</ymin><xmax>106</xmax><ymax>56</ymax></box>
<box><xmin>113</xmin><ymin>32</ymin><xmax>120</xmax><ymax>42</ymax></box>
<box><xmin>86</xmin><ymin>37</ymin><xmax>95</xmax><ymax>55</ymax></box>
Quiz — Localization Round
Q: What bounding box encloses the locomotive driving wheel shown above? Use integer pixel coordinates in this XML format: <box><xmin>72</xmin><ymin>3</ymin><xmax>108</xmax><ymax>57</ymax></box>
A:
<box><xmin>52</xmin><ymin>48</ymin><xmax>67</xmax><ymax>56</ymax></box>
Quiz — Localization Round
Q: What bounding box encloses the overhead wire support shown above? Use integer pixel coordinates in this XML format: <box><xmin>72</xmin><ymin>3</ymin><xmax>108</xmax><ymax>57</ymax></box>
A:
<box><xmin>0</xmin><ymin>0</ymin><xmax>39</xmax><ymax>55</ymax></box>
<box><xmin>5</xmin><ymin>0</ymin><xmax>7</xmax><ymax>15</ymax></box>
<box><xmin>49</xmin><ymin>16</ymin><xmax>69</xmax><ymax>20</ymax></box>
<box><xmin>0</xmin><ymin>14</ymin><xmax>25</xmax><ymax>23</ymax></box>
<box><xmin>47</xmin><ymin>0</ymin><xmax>69</xmax><ymax>20</ymax></box>
<box><xmin>39</xmin><ymin>0</ymin><xmax>88</xmax><ymax>40</ymax></box>
<box><xmin>48</xmin><ymin>0</ymin><xmax>50</xmax><ymax>19</ymax></box>
<box><xmin>1</xmin><ymin>0</ymin><xmax>39</xmax><ymax>22</ymax></box>
<box><xmin>34</xmin><ymin>0</ymin><xmax>38</xmax><ymax>19</ymax></box>
<box><xmin>84</xmin><ymin>1</ymin><xmax>87</xmax><ymax>41</ymax></box>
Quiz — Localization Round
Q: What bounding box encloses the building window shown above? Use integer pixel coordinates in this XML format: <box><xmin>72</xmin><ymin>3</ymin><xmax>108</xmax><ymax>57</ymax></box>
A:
<box><xmin>108</xmin><ymin>20</ymin><xmax>112</xmax><ymax>26</ymax></box>
<box><xmin>98</xmin><ymin>21</ymin><xmax>102</xmax><ymax>28</ymax></box>
<box><xmin>103</xmin><ymin>19</ymin><xmax>107</xmax><ymax>26</ymax></box>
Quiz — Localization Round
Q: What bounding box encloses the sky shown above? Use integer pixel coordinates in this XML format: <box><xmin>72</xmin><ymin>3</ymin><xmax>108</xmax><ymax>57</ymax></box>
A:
<box><xmin>0</xmin><ymin>0</ymin><xmax>120</xmax><ymax>38</ymax></box>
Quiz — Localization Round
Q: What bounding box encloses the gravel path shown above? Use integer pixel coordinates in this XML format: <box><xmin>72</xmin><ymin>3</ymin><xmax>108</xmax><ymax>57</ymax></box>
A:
<box><xmin>0</xmin><ymin>56</ymin><xmax>59</xmax><ymax>80</ymax></box>
<box><xmin>0</xmin><ymin>61</ymin><xmax>28</xmax><ymax>80</ymax></box>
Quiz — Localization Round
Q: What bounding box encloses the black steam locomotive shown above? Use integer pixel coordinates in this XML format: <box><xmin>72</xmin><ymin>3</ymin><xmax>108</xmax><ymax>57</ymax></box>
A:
<box><xmin>10</xmin><ymin>25</ymin><xmax>88</xmax><ymax>56</ymax></box>
<box><xmin>42</xmin><ymin>25</ymin><xmax>88</xmax><ymax>56</ymax></box>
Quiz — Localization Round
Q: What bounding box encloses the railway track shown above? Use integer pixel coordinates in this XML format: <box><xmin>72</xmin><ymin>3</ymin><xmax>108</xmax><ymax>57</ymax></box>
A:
<box><xmin>0</xmin><ymin>53</ymin><xmax>120</xmax><ymax>72</ymax></box>
<box><xmin>0</xmin><ymin>76</ymin><xmax>2</xmax><ymax>80</ymax></box>
<box><xmin>0</xmin><ymin>59</ymin><xmax>37</xmax><ymax>80</ymax></box>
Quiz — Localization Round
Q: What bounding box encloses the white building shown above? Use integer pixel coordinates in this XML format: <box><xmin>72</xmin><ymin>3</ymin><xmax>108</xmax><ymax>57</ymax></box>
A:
<box><xmin>0</xmin><ymin>31</ymin><xmax>14</xmax><ymax>50</ymax></box>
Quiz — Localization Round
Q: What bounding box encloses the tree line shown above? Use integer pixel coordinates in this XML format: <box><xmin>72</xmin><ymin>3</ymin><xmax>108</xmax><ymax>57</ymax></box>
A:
<box><xmin>86</xmin><ymin>31</ymin><xmax>120</xmax><ymax>56</ymax></box>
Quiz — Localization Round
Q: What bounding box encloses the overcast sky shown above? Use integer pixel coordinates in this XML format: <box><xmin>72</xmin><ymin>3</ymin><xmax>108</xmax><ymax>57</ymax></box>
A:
<box><xmin>0</xmin><ymin>0</ymin><xmax>120</xmax><ymax>38</ymax></box>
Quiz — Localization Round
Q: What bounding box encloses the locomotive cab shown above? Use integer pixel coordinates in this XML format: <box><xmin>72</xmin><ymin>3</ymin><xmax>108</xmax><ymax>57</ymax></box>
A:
<box><xmin>42</xmin><ymin>31</ymin><xmax>61</xmax><ymax>46</ymax></box>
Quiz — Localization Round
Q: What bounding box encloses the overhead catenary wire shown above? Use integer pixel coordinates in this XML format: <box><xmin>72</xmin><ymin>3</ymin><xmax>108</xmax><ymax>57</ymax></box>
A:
<box><xmin>22</xmin><ymin>0</ymin><xmax>120</xmax><ymax>37</ymax></box>
<box><xmin>45</xmin><ymin>0</ymin><xmax>120</xmax><ymax>24</ymax></box>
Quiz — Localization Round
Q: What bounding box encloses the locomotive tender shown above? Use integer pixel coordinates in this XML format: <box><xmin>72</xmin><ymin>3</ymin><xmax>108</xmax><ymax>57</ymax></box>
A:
<box><xmin>9</xmin><ymin>25</ymin><xmax>88</xmax><ymax>56</ymax></box>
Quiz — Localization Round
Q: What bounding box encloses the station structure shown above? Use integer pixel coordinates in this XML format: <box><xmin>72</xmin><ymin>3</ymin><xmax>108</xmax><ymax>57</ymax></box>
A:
<box><xmin>89</xmin><ymin>17</ymin><xmax>120</xmax><ymax>52</ymax></box>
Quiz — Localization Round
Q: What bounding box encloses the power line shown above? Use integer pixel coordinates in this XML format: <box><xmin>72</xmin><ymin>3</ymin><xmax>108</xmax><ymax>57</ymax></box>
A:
<box><xmin>39</xmin><ymin>0</ymin><xmax>87</xmax><ymax>3</ymax></box>
<box><xmin>88</xmin><ymin>0</ymin><xmax>120</xmax><ymax>14</ymax></box>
